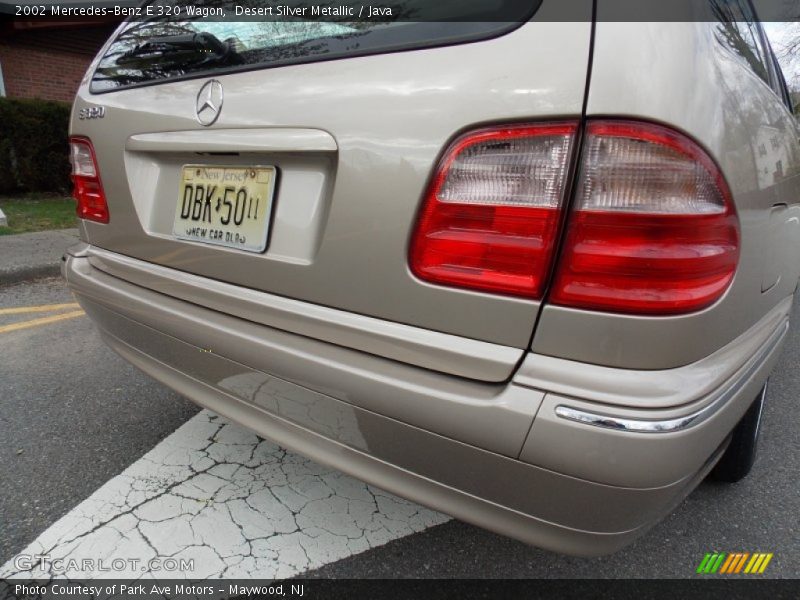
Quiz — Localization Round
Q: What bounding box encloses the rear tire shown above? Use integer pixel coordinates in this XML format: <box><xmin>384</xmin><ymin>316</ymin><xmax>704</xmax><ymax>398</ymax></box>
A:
<box><xmin>709</xmin><ymin>381</ymin><xmax>768</xmax><ymax>483</ymax></box>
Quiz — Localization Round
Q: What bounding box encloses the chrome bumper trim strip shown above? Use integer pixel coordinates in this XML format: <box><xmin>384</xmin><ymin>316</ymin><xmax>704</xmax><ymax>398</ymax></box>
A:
<box><xmin>555</xmin><ymin>319</ymin><xmax>788</xmax><ymax>434</ymax></box>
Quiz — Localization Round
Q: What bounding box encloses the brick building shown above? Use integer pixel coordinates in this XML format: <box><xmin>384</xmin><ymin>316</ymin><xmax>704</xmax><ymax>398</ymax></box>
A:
<box><xmin>0</xmin><ymin>20</ymin><xmax>121</xmax><ymax>103</ymax></box>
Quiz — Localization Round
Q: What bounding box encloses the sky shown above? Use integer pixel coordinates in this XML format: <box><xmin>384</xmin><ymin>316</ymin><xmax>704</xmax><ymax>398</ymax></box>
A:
<box><xmin>763</xmin><ymin>22</ymin><xmax>799</xmax><ymax>91</ymax></box>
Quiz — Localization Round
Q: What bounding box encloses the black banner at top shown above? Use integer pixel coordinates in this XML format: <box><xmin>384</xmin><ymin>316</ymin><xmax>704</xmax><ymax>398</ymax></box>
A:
<box><xmin>0</xmin><ymin>0</ymin><xmax>798</xmax><ymax>23</ymax></box>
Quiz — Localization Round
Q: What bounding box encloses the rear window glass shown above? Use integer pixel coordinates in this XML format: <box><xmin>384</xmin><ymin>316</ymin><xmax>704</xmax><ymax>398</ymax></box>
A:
<box><xmin>709</xmin><ymin>0</ymin><xmax>773</xmax><ymax>85</ymax></box>
<box><xmin>90</xmin><ymin>0</ymin><xmax>542</xmax><ymax>93</ymax></box>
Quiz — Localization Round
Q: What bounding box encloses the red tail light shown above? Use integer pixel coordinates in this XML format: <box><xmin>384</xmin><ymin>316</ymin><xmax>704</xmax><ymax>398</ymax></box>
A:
<box><xmin>550</xmin><ymin>121</ymin><xmax>739</xmax><ymax>315</ymax></box>
<box><xmin>409</xmin><ymin>123</ymin><xmax>577</xmax><ymax>298</ymax></box>
<box><xmin>69</xmin><ymin>137</ymin><xmax>109</xmax><ymax>224</ymax></box>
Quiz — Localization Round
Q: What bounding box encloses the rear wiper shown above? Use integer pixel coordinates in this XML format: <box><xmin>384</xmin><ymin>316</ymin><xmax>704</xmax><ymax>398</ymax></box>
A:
<box><xmin>117</xmin><ymin>32</ymin><xmax>243</xmax><ymax>68</ymax></box>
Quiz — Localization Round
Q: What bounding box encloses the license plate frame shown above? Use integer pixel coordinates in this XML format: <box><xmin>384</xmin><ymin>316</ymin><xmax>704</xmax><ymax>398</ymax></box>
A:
<box><xmin>172</xmin><ymin>164</ymin><xmax>277</xmax><ymax>254</ymax></box>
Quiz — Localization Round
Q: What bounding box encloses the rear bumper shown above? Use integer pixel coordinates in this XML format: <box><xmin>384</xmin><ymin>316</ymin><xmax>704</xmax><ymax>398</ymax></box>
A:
<box><xmin>63</xmin><ymin>247</ymin><xmax>790</xmax><ymax>556</ymax></box>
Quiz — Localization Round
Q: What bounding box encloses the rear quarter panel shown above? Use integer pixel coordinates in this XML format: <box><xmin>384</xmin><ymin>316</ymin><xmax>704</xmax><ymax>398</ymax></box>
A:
<box><xmin>532</xmin><ymin>20</ymin><xmax>800</xmax><ymax>369</ymax></box>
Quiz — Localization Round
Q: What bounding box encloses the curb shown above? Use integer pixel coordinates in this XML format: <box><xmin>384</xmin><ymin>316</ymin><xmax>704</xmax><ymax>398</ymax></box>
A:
<box><xmin>0</xmin><ymin>228</ymin><xmax>77</xmax><ymax>287</ymax></box>
<box><xmin>0</xmin><ymin>262</ymin><xmax>63</xmax><ymax>286</ymax></box>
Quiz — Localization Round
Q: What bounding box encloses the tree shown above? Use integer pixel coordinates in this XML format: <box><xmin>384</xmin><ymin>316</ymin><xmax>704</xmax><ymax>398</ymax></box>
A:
<box><xmin>767</xmin><ymin>22</ymin><xmax>800</xmax><ymax>92</ymax></box>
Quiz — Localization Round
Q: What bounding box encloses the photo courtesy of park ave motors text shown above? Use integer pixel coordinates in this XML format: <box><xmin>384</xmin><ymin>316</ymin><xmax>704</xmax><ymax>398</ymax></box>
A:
<box><xmin>1</xmin><ymin>0</ymin><xmax>800</xmax><ymax>591</ymax></box>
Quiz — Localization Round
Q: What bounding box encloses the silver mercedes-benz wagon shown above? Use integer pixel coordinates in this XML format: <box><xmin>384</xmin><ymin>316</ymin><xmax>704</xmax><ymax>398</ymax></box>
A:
<box><xmin>64</xmin><ymin>0</ymin><xmax>800</xmax><ymax>555</ymax></box>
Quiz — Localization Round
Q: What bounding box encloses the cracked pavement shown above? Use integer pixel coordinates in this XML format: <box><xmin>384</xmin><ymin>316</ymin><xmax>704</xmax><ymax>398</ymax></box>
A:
<box><xmin>0</xmin><ymin>410</ymin><xmax>447</xmax><ymax>580</ymax></box>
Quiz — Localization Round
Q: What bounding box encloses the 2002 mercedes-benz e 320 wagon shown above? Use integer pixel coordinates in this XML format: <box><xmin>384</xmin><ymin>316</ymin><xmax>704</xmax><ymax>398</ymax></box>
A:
<box><xmin>64</xmin><ymin>1</ymin><xmax>800</xmax><ymax>555</ymax></box>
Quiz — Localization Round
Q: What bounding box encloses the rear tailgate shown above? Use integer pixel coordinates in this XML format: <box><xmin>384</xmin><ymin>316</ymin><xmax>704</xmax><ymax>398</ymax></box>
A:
<box><xmin>71</xmin><ymin>6</ymin><xmax>592</xmax><ymax>377</ymax></box>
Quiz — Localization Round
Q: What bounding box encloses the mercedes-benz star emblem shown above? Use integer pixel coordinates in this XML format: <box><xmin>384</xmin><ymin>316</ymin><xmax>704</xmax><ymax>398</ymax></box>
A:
<box><xmin>195</xmin><ymin>80</ymin><xmax>223</xmax><ymax>126</ymax></box>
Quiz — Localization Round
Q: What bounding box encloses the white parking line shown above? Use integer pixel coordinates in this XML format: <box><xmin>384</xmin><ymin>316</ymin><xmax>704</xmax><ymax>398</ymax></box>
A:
<box><xmin>1</xmin><ymin>410</ymin><xmax>449</xmax><ymax>580</ymax></box>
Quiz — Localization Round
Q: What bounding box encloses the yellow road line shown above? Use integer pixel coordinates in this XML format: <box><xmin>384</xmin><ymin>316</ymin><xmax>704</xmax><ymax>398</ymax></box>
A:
<box><xmin>0</xmin><ymin>303</ymin><xmax>80</xmax><ymax>316</ymax></box>
<box><xmin>0</xmin><ymin>310</ymin><xmax>85</xmax><ymax>334</ymax></box>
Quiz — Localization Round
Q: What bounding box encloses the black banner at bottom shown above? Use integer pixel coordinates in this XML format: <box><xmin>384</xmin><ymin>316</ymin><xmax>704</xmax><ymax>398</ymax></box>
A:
<box><xmin>2</xmin><ymin>579</ymin><xmax>800</xmax><ymax>600</ymax></box>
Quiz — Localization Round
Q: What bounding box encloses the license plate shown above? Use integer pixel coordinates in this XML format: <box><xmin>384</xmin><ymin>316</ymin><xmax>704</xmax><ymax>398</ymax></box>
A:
<box><xmin>173</xmin><ymin>165</ymin><xmax>276</xmax><ymax>253</ymax></box>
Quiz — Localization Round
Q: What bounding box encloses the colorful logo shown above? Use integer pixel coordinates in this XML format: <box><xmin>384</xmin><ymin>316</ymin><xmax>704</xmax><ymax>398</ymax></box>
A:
<box><xmin>696</xmin><ymin>552</ymin><xmax>773</xmax><ymax>574</ymax></box>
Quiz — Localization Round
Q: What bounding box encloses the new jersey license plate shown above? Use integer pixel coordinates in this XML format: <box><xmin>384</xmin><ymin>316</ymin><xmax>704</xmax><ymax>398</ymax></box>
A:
<box><xmin>173</xmin><ymin>165</ymin><xmax>276</xmax><ymax>253</ymax></box>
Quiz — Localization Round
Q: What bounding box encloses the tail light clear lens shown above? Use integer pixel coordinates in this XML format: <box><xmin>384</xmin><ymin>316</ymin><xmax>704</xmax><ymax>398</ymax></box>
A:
<box><xmin>409</xmin><ymin>123</ymin><xmax>577</xmax><ymax>298</ymax></box>
<box><xmin>69</xmin><ymin>137</ymin><xmax>109</xmax><ymax>224</ymax></box>
<box><xmin>550</xmin><ymin>121</ymin><xmax>739</xmax><ymax>315</ymax></box>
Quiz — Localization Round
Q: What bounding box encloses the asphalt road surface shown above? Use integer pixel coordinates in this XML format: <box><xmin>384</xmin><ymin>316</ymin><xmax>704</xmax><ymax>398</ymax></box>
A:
<box><xmin>2</xmin><ymin>277</ymin><xmax>799</xmax><ymax>579</ymax></box>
